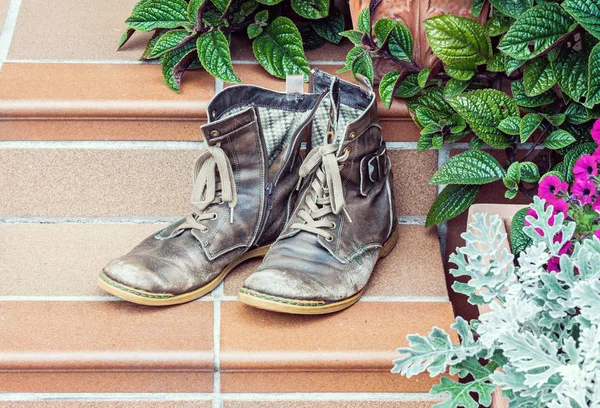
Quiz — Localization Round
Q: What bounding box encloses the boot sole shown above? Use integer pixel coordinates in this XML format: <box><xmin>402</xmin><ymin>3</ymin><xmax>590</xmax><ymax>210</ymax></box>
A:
<box><xmin>97</xmin><ymin>245</ymin><xmax>271</xmax><ymax>306</ymax></box>
<box><xmin>238</xmin><ymin>226</ymin><xmax>399</xmax><ymax>315</ymax></box>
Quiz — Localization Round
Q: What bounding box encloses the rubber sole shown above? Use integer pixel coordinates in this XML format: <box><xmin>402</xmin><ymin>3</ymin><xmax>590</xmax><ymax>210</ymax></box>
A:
<box><xmin>238</xmin><ymin>226</ymin><xmax>399</xmax><ymax>315</ymax></box>
<box><xmin>97</xmin><ymin>245</ymin><xmax>271</xmax><ymax>306</ymax></box>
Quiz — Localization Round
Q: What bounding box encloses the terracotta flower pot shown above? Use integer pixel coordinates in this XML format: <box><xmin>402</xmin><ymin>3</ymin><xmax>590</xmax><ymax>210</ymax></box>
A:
<box><xmin>348</xmin><ymin>0</ymin><xmax>489</xmax><ymax>81</ymax></box>
<box><xmin>467</xmin><ymin>204</ymin><xmax>526</xmax><ymax>408</ymax></box>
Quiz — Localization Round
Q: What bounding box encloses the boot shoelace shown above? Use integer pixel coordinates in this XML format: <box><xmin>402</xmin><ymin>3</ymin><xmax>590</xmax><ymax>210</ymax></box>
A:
<box><xmin>291</xmin><ymin>144</ymin><xmax>351</xmax><ymax>242</ymax></box>
<box><xmin>177</xmin><ymin>144</ymin><xmax>237</xmax><ymax>233</ymax></box>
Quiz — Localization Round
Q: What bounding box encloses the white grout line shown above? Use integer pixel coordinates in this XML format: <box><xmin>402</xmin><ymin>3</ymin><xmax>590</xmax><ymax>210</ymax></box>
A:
<box><xmin>212</xmin><ymin>282</ymin><xmax>223</xmax><ymax>408</ymax></box>
<box><xmin>0</xmin><ymin>392</ymin><xmax>442</xmax><ymax>402</ymax></box>
<box><xmin>0</xmin><ymin>216</ymin><xmax>424</xmax><ymax>225</ymax></box>
<box><xmin>0</xmin><ymin>141</ymin><xmax>205</xmax><ymax>150</ymax></box>
<box><xmin>6</xmin><ymin>59</ymin><xmax>156</xmax><ymax>65</ymax></box>
<box><xmin>0</xmin><ymin>0</ymin><xmax>22</xmax><ymax>70</ymax></box>
<box><xmin>0</xmin><ymin>217</ymin><xmax>178</xmax><ymax>224</ymax></box>
<box><xmin>214</xmin><ymin>78</ymin><xmax>224</xmax><ymax>94</ymax></box>
<box><xmin>385</xmin><ymin>142</ymin><xmax>419</xmax><ymax>150</ymax></box>
<box><xmin>436</xmin><ymin>146</ymin><xmax>451</xmax><ymax>261</ymax></box>
<box><xmin>0</xmin><ymin>295</ymin><xmax>213</xmax><ymax>302</ymax></box>
<box><xmin>359</xmin><ymin>295</ymin><xmax>449</xmax><ymax>302</ymax></box>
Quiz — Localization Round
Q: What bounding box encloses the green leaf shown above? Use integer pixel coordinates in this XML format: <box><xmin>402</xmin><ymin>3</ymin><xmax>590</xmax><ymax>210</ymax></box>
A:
<box><xmin>210</xmin><ymin>0</ymin><xmax>229</xmax><ymax>13</ymax></box>
<box><xmin>511</xmin><ymin>80</ymin><xmax>556</xmax><ymax>107</ymax></box>
<box><xmin>564</xmin><ymin>142</ymin><xmax>596</xmax><ymax>182</ymax></box>
<box><xmin>498</xmin><ymin>116</ymin><xmax>521</xmax><ymax>135</ymax></box>
<box><xmin>126</xmin><ymin>0</ymin><xmax>189</xmax><ymax>31</ymax></box>
<box><xmin>445</xmin><ymin>61</ymin><xmax>477</xmax><ymax>81</ymax></box>
<box><xmin>118</xmin><ymin>28</ymin><xmax>135</xmax><ymax>50</ymax></box>
<box><xmin>586</xmin><ymin>43</ymin><xmax>600</xmax><ymax>107</ymax></box>
<box><xmin>161</xmin><ymin>39</ymin><xmax>197</xmax><ymax>92</ymax></box>
<box><xmin>505</xmin><ymin>56</ymin><xmax>526</xmax><ymax>76</ymax></box>
<box><xmin>416</xmin><ymin>107</ymin><xmax>442</xmax><ymax>128</ymax></box>
<box><xmin>255</xmin><ymin>0</ymin><xmax>282</xmax><ymax>4</ymax></box>
<box><xmin>187</xmin><ymin>0</ymin><xmax>205</xmax><ymax>22</ymax></box>
<box><xmin>430</xmin><ymin>150</ymin><xmax>506</xmax><ymax>185</ymax></box>
<box><xmin>431</xmin><ymin>376</ymin><xmax>496</xmax><ymax>408</ymax></box>
<box><xmin>247</xmin><ymin>23</ymin><xmax>263</xmax><ymax>39</ymax></box>
<box><xmin>351</xmin><ymin>49</ymin><xmax>374</xmax><ymax>84</ymax></box>
<box><xmin>523</xmin><ymin>58</ymin><xmax>556</xmax><ymax>96</ymax></box>
<box><xmin>340</xmin><ymin>30</ymin><xmax>363</xmax><ymax>46</ymax></box>
<box><xmin>552</xmin><ymin>49</ymin><xmax>589</xmax><ymax>102</ymax></box>
<box><xmin>423</xmin><ymin>14</ymin><xmax>492</xmax><ymax>65</ymax></box>
<box><xmin>511</xmin><ymin>207</ymin><xmax>534</xmax><ymax>255</ymax></box>
<box><xmin>197</xmin><ymin>30</ymin><xmax>240</xmax><ymax>83</ymax></box>
<box><xmin>408</xmin><ymin>87</ymin><xmax>455</xmax><ymax>117</ymax></box>
<box><xmin>563</xmin><ymin>0</ymin><xmax>600</xmax><ymax>40</ymax></box>
<box><xmin>450</xmin><ymin>114</ymin><xmax>467</xmax><ymax>133</ymax></box>
<box><xmin>444</xmin><ymin>79</ymin><xmax>470</xmax><ymax>98</ymax></box>
<box><xmin>486</xmin><ymin>15</ymin><xmax>511</xmax><ymax>37</ymax></box>
<box><xmin>520</xmin><ymin>113</ymin><xmax>543</xmax><ymax>143</ymax></box>
<box><xmin>489</xmin><ymin>0</ymin><xmax>533</xmax><ymax>19</ymax></box>
<box><xmin>418</xmin><ymin>133</ymin><xmax>434</xmax><ymax>152</ymax></box>
<box><xmin>255</xmin><ymin>10</ymin><xmax>269</xmax><ymax>24</ymax></box>
<box><xmin>418</xmin><ymin>68</ymin><xmax>431</xmax><ymax>88</ymax></box>
<box><xmin>299</xmin><ymin>24</ymin><xmax>324</xmax><ymax>50</ymax></box>
<box><xmin>520</xmin><ymin>162</ymin><xmax>540</xmax><ymax>182</ymax></box>
<box><xmin>148</xmin><ymin>29</ymin><xmax>189</xmax><ymax>58</ymax></box>
<box><xmin>565</xmin><ymin>102</ymin><xmax>593</xmax><ymax>124</ymax></box>
<box><xmin>432</xmin><ymin>134</ymin><xmax>444</xmax><ymax>149</ymax></box>
<box><xmin>379</xmin><ymin>71</ymin><xmax>402</xmax><ymax>109</ymax></box>
<box><xmin>544</xmin><ymin>129</ymin><xmax>576</xmax><ymax>149</ymax></box>
<box><xmin>542</xmin><ymin>113</ymin><xmax>566</xmax><ymax>126</ymax></box>
<box><xmin>378</xmin><ymin>20</ymin><xmax>414</xmax><ymax>62</ymax></box>
<box><xmin>486</xmin><ymin>53</ymin><xmax>506</xmax><ymax>72</ymax></box>
<box><xmin>357</xmin><ymin>7</ymin><xmax>370</xmax><ymax>34</ymax></box>
<box><xmin>140</xmin><ymin>29</ymin><xmax>167</xmax><ymax>60</ymax></box>
<box><xmin>311</xmin><ymin>7</ymin><xmax>344</xmax><ymax>44</ymax></box>
<box><xmin>252</xmin><ymin>17</ymin><xmax>310</xmax><ymax>80</ymax></box>
<box><xmin>426</xmin><ymin>184</ymin><xmax>481</xmax><ymax>226</ymax></box>
<box><xmin>472</xmin><ymin>0</ymin><xmax>486</xmax><ymax>18</ymax></box>
<box><xmin>291</xmin><ymin>0</ymin><xmax>328</xmax><ymax>19</ymax></box>
<box><xmin>498</xmin><ymin>2</ymin><xmax>575</xmax><ymax>59</ymax></box>
<box><xmin>505</xmin><ymin>189</ymin><xmax>518</xmax><ymax>199</ymax></box>
<box><xmin>395</xmin><ymin>74</ymin><xmax>421</xmax><ymax>98</ymax></box>
<box><xmin>448</xmin><ymin>90</ymin><xmax>519</xmax><ymax>148</ymax></box>
<box><xmin>338</xmin><ymin>46</ymin><xmax>364</xmax><ymax>73</ymax></box>
<box><xmin>504</xmin><ymin>162</ymin><xmax>521</xmax><ymax>189</ymax></box>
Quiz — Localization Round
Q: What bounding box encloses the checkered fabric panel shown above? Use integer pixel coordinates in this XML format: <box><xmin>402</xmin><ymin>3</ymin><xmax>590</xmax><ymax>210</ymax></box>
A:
<box><xmin>311</xmin><ymin>101</ymin><xmax>363</xmax><ymax>148</ymax></box>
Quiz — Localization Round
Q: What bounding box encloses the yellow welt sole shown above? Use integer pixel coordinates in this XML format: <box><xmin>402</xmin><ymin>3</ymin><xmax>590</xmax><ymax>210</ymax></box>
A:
<box><xmin>238</xmin><ymin>227</ymin><xmax>399</xmax><ymax>315</ymax></box>
<box><xmin>97</xmin><ymin>245</ymin><xmax>271</xmax><ymax>306</ymax></box>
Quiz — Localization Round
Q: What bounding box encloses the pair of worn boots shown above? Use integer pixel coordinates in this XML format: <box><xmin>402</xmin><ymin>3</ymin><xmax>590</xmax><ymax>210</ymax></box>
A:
<box><xmin>98</xmin><ymin>70</ymin><xmax>397</xmax><ymax>314</ymax></box>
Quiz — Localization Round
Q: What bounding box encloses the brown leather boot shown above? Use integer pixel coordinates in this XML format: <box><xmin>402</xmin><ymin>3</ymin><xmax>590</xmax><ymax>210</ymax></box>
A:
<box><xmin>98</xmin><ymin>84</ymin><xmax>327</xmax><ymax>306</ymax></box>
<box><xmin>239</xmin><ymin>70</ymin><xmax>398</xmax><ymax>314</ymax></box>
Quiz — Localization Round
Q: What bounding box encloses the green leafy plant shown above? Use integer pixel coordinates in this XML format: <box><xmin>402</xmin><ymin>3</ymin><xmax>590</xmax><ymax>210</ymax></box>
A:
<box><xmin>119</xmin><ymin>0</ymin><xmax>346</xmax><ymax>91</ymax></box>
<box><xmin>344</xmin><ymin>0</ymin><xmax>600</xmax><ymax>226</ymax></box>
<box><xmin>392</xmin><ymin>197</ymin><xmax>600</xmax><ymax>407</ymax></box>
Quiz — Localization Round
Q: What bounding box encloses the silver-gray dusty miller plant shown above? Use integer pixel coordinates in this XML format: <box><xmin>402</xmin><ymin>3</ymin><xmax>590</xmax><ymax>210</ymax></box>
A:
<box><xmin>392</xmin><ymin>197</ymin><xmax>600</xmax><ymax>408</ymax></box>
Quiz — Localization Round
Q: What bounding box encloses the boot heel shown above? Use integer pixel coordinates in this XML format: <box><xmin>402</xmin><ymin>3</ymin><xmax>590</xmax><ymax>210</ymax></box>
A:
<box><xmin>379</xmin><ymin>227</ymin><xmax>399</xmax><ymax>259</ymax></box>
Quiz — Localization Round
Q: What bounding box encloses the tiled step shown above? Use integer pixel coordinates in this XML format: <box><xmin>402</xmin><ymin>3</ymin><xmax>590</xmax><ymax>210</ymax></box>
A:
<box><xmin>0</xmin><ymin>147</ymin><xmax>437</xmax><ymax>218</ymax></box>
<box><xmin>0</xmin><ymin>222</ymin><xmax>453</xmax><ymax>394</ymax></box>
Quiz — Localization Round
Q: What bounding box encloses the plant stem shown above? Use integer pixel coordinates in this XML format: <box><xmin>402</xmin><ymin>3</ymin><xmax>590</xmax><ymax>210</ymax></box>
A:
<box><xmin>522</xmin><ymin>124</ymin><xmax>550</xmax><ymax>162</ymax></box>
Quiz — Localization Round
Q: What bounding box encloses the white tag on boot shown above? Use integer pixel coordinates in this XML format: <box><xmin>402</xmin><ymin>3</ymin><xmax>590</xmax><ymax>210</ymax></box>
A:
<box><xmin>286</xmin><ymin>75</ymin><xmax>304</xmax><ymax>94</ymax></box>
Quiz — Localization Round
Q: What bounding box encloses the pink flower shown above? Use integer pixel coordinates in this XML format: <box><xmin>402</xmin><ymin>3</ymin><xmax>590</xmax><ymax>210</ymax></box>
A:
<box><xmin>525</xmin><ymin>208</ymin><xmax>544</xmax><ymax>237</ymax></box>
<box><xmin>593</xmin><ymin>147</ymin><xmax>600</xmax><ymax>161</ymax></box>
<box><xmin>549</xmin><ymin>199</ymin><xmax>569</xmax><ymax>216</ymax></box>
<box><xmin>592</xmin><ymin>119</ymin><xmax>600</xmax><ymax>145</ymax></box>
<box><xmin>593</xmin><ymin>197</ymin><xmax>600</xmax><ymax>212</ymax></box>
<box><xmin>572</xmin><ymin>179</ymin><xmax>597</xmax><ymax>205</ymax></box>
<box><xmin>547</xmin><ymin>241</ymin><xmax>573</xmax><ymax>273</ymax></box>
<box><xmin>538</xmin><ymin>175</ymin><xmax>569</xmax><ymax>202</ymax></box>
<box><xmin>573</xmin><ymin>155</ymin><xmax>598</xmax><ymax>182</ymax></box>
<box><xmin>595</xmin><ymin>230</ymin><xmax>600</xmax><ymax>240</ymax></box>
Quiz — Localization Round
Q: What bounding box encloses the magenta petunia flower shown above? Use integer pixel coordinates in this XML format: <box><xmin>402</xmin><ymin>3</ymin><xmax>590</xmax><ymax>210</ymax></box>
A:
<box><xmin>547</xmin><ymin>241</ymin><xmax>573</xmax><ymax>273</ymax></box>
<box><xmin>572</xmin><ymin>179</ymin><xmax>597</xmax><ymax>205</ymax></box>
<box><xmin>573</xmin><ymin>155</ymin><xmax>598</xmax><ymax>182</ymax></box>
<box><xmin>595</xmin><ymin>230</ymin><xmax>600</xmax><ymax>240</ymax></box>
<box><xmin>549</xmin><ymin>199</ymin><xmax>569</xmax><ymax>216</ymax></box>
<box><xmin>538</xmin><ymin>175</ymin><xmax>569</xmax><ymax>202</ymax></box>
<box><xmin>592</xmin><ymin>119</ymin><xmax>600</xmax><ymax>145</ymax></box>
<box><xmin>525</xmin><ymin>208</ymin><xmax>544</xmax><ymax>237</ymax></box>
<box><xmin>593</xmin><ymin>197</ymin><xmax>600</xmax><ymax>212</ymax></box>
<box><xmin>593</xmin><ymin>147</ymin><xmax>600</xmax><ymax>161</ymax></box>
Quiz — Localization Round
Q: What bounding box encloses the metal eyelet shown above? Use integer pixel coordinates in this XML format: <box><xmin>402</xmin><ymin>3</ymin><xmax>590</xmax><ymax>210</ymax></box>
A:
<box><xmin>210</xmin><ymin>130</ymin><xmax>220</xmax><ymax>137</ymax></box>
<box><xmin>210</xmin><ymin>213</ymin><xmax>218</xmax><ymax>220</ymax></box>
<box><xmin>325</xmin><ymin>235</ymin><xmax>334</xmax><ymax>242</ymax></box>
<box><xmin>329</xmin><ymin>222</ymin><xmax>336</xmax><ymax>229</ymax></box>
<box><xmin>201</xmin><ymin>227</ymin><xmax>210</xmax><ymax>233</ymax></box>
<box><xmin>349</xmin><ymin>131</ymin><xmax>357</xmax><ymax>139</ymax></box>
<box><xmin>343</xmin><ymin>147</ymin><xmax>352</xmax><ymax>155</ymax></box>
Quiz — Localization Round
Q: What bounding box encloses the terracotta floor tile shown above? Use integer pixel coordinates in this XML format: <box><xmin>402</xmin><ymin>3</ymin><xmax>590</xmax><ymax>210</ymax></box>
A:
<box><xmin>0</xmin><ymin>403</ymin><xmax>212</xmax><ymax>408</ymax></box>
<box><xmin>0</xmin><ymin>223</ymin><xmax>169</xmax><ymax>296</ymax></box>
<box><xmin>8</xmin><ymin>0</ymin><xmax>151</xmax><ymax>61</ymax></box>
<box><xmin>0</xmin><ymin>63</ymin><xmax>213</xmax><ymax>121</ymax></box>
<box><xmin>223</xmin><ymin>401</ymin><xmax>440</xmax><ymax>408</ymax></box>
<box><xmin>0</xmin><ymin>301</ymin><xmax>213</xmax><ymax>391</ymax></box>
<box><xmin>381</xmin><ymin>119</ymin><xmax>421</xmax><ymax>142</ymax></box>
<box><xmin>220</xmin><ymin>301</ymin><xmax>455</xmax><ymax>392</ymax></box>
<box><xmin>389</xmin><ymin>149</ymin><xmax>437</xmax><ymax>215</ymax></box>
<box><xmin>223</xmin><ymin>225</ymin><xmax>447</xmax><ymax>298</ymax></box>
<box><xmin>0</xmin><ymin>148</ymin><xmax>199</xmax><ymax>217</ymax></box>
